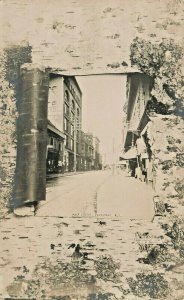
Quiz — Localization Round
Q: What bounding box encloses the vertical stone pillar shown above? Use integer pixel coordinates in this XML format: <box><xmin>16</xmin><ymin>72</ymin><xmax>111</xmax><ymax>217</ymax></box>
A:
<box><xmin>14</xmin><ymin>64</ymin><xmax>49</xmax><ymax>214</ymax></box>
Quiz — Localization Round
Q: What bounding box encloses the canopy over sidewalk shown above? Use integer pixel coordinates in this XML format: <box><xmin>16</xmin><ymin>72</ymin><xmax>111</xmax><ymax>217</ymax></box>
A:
<box><xmin>120</xmin><ymin>147</ymin><xmax>137</xmax><ymax>160</ymax></box>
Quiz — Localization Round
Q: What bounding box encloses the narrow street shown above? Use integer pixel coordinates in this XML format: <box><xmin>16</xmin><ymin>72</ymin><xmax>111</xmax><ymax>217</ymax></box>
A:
<box><xmin>37</xmin><ymin>170</ymin><xmax>154</xmax><ymax>220</ymax></box>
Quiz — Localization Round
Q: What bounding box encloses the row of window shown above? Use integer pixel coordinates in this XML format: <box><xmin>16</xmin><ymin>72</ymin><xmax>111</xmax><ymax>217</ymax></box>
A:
<box><xmin>64</xmin><ymin>80</ymin><xmax>80</xmax><ymax>104</ymax></box>
<box><xmin>64</xmin><ymin>91</ymin><xmax>80</xmax><ymax>115</ymax></box>
<box><xmin>49</xmin><ymin>135</ymin><xmax>80</xmax><ymax>153</ymax></box>
<box><xmin>64</xmin><ymin>135</ymin><xmax>80</xmax><ymax>153</ymax></box>
<box><xmin>64</xmin><ymin>117</ymin><xmax>80</xmax><ymax>138</ymax></box>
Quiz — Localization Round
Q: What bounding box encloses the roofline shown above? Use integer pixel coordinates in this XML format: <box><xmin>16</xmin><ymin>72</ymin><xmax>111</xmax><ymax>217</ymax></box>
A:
<box><xmin>48</xmin><ymin>67</ymin><xmax>142</xmax><ymax>77</ymax></box>
<box><xmin>71</xmin><ymin>76</ymin><xmax>82</xmax><ymax>95</ymax></box>
<box><xmin>49</xmin><ymin>71</ymin><xmax>82</xmax><ymax>95</ymax></box>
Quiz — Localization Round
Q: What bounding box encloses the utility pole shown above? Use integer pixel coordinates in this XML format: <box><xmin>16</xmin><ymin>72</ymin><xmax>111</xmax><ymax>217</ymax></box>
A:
<box><xmin>74</xmin><ymin>117</ymin><xmax>81</xmax><ymax>173</ymax></box>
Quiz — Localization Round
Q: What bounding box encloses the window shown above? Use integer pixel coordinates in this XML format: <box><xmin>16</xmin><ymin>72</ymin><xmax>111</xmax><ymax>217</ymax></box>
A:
<box><xmin>64</xmin><ymin>90</ymin><xmax>69</xmax><ymax>102</ymax></box>
<box><xmin>71</xmin><ymin>139</ymin><xmax>74</xmax><ymax>151</ymax></box>
<box><xmin>71</xmin><ymin>124</ymin><xmax>74</xmax><ymax>136</ymax></box>
<box><xmin>77</xmin><ymin>130</ymin><xmax>79</xmax><ymax>140</ymax></box>
<box><xmin>71</xmin><ymin>100</ymin><xmax>75</xmax><ymax>111</ymax></box>
<box><xmin>64</xmin><ymin>118</ymin><xmax>68</xmax><ymax>131</ymax></box>
<box><xmin>64</xmin><ymin>135</ymin><xmax>69</xmax><ymax>148</ymax></box>
<box><xmin>71</xmin><ymin>112</ymin><xmax>75</xmax><ymax>122</ymax></box>
<box><xmin>50</xmin><ymin>137</ymin><xmax>54</xmax><ymax>146</ymax></box>
<box><xmin>64</xmin><ymin>103</ymin><xmax>69</xmax><ymax>115</ymax></box>
<box><xmin>77</xmin><ymin>108</ymin><xmax>80</xmax><ymax>117</ymax></box>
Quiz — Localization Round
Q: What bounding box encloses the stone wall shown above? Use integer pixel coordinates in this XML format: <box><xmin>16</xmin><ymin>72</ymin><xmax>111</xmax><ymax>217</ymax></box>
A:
<box><xmin>0</xmin><ymin>46</ymin><xmax>32</xmax><ymax>217</ymax></box>
<box><xmin>147</xmin><ymin>112</ymin><xmax>184</xmax><ymax>235</ymax></box>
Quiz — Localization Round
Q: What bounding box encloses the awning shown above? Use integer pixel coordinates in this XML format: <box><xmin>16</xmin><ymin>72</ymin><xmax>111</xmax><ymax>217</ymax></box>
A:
<box><xmin>120</xmin><ymin>147</ymin><xmax>137</xmax><ymax>160</ymax></box>
<box><xmin>118</xmin><ymin>161</ymin><xmax>127</xmax><ymax>165</ymax></box>
<box><xmin>141</xmin><ymin>152</ymin><xmax>149</xmax><ymax>159</ymax></box>
<box><xmin>136</xmin><ymin>136</ymin><xmax>148</xmax><ymax>157</ymax></box>
<box><xmin>47</xmin><ymin>120</ymin><xmax>65</xmax><ymax>140</ymax></box>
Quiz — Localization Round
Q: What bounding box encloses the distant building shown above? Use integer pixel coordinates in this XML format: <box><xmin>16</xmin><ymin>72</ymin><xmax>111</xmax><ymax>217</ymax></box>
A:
<box><xmin>85</xmin><ymin>133</ymin><xmax>94</xmax><ymax>171</ymax></box>
<box><xmin>93</xmin><ymin>136</ymin><xmax>101</xmax><ymax>170</ymax></box>
<box><xmin>122</xmin><ymin>73</ymin><xmax>154</xmax><ymax>183</ymax></box>
<box><xmin>80</xmin><ymin>131</ymin><xmax>87</xmax><ymax>171</ymax></box>
<box><xmin>79</xmin><ymin>132</ymin><xmax>102</xmax><ymax>171</ymax></box>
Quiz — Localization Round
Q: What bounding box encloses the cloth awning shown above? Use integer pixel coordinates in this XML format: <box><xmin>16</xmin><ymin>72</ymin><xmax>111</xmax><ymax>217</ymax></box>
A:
<box><xmin>118</xmin><ymin>160</ymin><xmax>127</xmax><ymax>165</ymax></box>
<box><xmin>141</xmin><ymin>152</ymin><xmax>149</xmax><ymax>159</ymax></box>
<box><xmin>120</xmin><ymin>147</ymin><xmax>137</xmax><ymax>160</ymax></box>
<box><xmin>136</xmin><ymin>136</ymin><xmax>148</xmax><ymax>158</ymax></box>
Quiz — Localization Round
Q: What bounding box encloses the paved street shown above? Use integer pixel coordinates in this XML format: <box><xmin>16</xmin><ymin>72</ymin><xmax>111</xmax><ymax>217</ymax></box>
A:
<box><xmin>37</xmin><ymin>170</ymin><xmax>154</xmax><ymax>220</ymax></box>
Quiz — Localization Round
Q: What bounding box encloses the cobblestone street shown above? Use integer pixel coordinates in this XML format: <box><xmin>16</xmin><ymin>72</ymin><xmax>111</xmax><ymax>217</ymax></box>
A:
<box><xmin>38</xmin><ymin>170</ymin><xmax>154</xmax><ymax>219</ymax></box>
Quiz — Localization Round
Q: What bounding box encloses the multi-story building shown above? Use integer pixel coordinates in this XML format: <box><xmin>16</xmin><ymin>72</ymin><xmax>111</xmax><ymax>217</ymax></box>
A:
<box><xmin>47</xmin><ymin>73</ymin><xmax>103</xmax><ymax>174</ymax></box>
<box><xmin>80</xmin><ymin>131</ymin><xmax>87</xmax><ymax>171</ymax></box>
<box><xmin>85</xmin><ymin>133</ymin><xmax>94</xmax><ymax>170</ymax></box>
<box><xmin>63</xmin><ymin>76</ymin><xmax>82</xmax><ymax>172</ymax></box>
<box><xmin>122</xmin><ymin>73</ymin><xmax>154</xmax><ymax>183</ymax></box>
<box><xmin>79</xmin><ymin>132</ymin><xmax>102</xmax><ymax>171</ymax></box>
<box><xmin>47</xmin><ymin>74</ymin><xmax>82</xmax><ymax>173</ymax></box>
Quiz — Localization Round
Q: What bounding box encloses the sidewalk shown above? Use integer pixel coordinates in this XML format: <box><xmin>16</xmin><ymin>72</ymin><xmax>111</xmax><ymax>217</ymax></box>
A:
<box><xmin>97</xmin><ymin>171</ymin><xmax>155</xmax><ymax>220</ymax></box>
<box><xmin>46</xmin><ymin>171</ymin><xmax>85</xmax><ymax>180</ymax></box>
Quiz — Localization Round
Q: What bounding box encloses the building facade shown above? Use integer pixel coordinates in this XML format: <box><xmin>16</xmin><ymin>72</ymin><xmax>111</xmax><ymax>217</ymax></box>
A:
<box><xmin>47</xmin><ymin>73</ymin><xmax>103</xmax><ymax>174</ymax></box>
<box><xmin>79</xmin><ymin>132</ymin><xmax>102</xmax><ymax>171</ymax></box>
<box><xmin>47</xmin><ymin>74</ymin><xmax>82</xmax><ymax>173</ymax></box>
<box><xmin>122</xmin><ymin>73</ymin><xmax>154</xmax><ymax>184</ymax></box>
<box><xmin>63</xmin><ymin>76</ymin><xmax>82</xmax><ymax>172</ymax></box>
<box><xmin>93</xmin><ymin>136</ymin><xmax>101</xmax><ymax>170</ymax></box>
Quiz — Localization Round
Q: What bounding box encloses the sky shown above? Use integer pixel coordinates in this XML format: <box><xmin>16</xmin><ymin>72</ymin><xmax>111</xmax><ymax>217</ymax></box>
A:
<box><xmin>76</xmin><ymin>75</ymin><xmax>127</xmax><ymax>164</ymax></box>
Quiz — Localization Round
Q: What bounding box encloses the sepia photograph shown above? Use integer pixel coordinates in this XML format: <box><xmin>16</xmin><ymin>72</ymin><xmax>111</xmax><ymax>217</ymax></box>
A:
<box><xmin>0</xmin><ymin>0</ymin><xmax>184</xmax><ymax>299</ymax></box>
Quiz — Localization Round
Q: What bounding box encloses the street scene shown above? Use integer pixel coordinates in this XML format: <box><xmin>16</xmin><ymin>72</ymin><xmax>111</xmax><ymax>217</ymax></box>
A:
<box><xmin>38</xmin><ymin>170</ymin><xmax>154</xmax><ymax>219</ymax></box>
<box><xmin>1</xmin><ymin>74</ymin><xmax>162</xmax><ymax>299</ymax></box>
<box><xmin>1</xmin><ymin>0</ymin><xmax>184</xmax><ymax>299</ymax></box>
